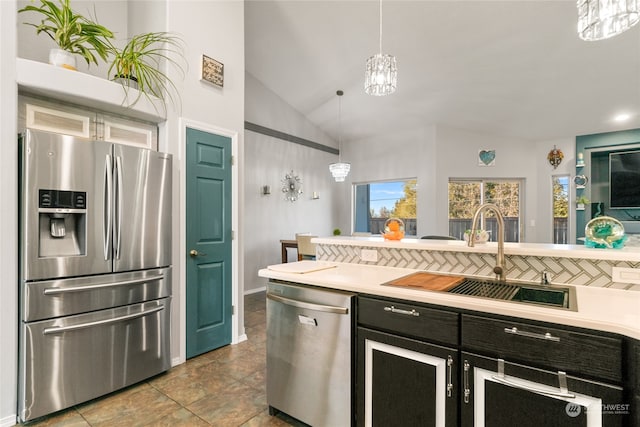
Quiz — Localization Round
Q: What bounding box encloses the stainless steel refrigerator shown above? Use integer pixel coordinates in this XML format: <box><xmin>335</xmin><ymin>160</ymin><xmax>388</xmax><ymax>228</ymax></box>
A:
<box><xmin>18</xmin><ymin>129</ymin><xmax>173</xmax><ymax>422</ymax></box>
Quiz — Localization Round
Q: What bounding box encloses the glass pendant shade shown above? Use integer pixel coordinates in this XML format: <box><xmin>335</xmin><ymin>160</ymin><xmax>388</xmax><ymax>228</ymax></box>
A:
<box><xmin>364</xmin><ymin>53</ymin><xmax>398</xmax><ymax>96</ymax></box>
<box><xmin>329</xmin><ymin>162</ymin><xmax>351</xmax><ymax>182</ymax></box>
<box><xmin>577</xmin><ymin>0</ymin><xmax>640</xmax><ymax>40</ymax></box>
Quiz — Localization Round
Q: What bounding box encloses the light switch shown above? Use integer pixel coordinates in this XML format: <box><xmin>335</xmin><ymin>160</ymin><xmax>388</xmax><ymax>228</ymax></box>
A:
<box><xmin>612</xmin><ymin>267</ymin><xmax>640</xmax><ymax>285</ymax></box>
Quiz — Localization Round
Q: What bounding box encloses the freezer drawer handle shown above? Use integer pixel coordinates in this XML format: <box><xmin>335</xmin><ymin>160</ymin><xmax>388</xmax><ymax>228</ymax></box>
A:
<box><xmin>267</xmin><ymin>292</ymin><xmax>348</xmax><ymax>314</ymax></box>
<box><xmin>383</xmin><ymin>305</ymin><xmax>420</xmax><ymax>317</ymax></box>
<box><xmin>43</xmin><ymin>274</ymin><xmax>165</xmax><ymax>295</ymax></box>
<box><xmin>504</xmin><ymin>327</ymin><xmax>560</xmax><ymax>342</ymax></box>
<box><xmin>42</xmin><ymin>305</ymin><xmax>165</xmax><ymax>335</ymax></box>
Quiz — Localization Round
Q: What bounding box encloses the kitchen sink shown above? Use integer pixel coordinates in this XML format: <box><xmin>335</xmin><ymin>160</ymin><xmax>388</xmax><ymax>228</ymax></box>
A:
<box><xmin>447</xmin><ymin>278</ymin><xmax>575</xmax><ymax>310</ymax></box>
<box><xmin>511</xmin><ymin>286</ymin><xmax>568</xmax><ymax>308</ymax></box>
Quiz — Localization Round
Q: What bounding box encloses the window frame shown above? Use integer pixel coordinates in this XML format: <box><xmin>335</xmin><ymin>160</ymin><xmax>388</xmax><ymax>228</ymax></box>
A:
<box><xmin>352</xmin><ymin>178</ymin><xmax>418</xmax><ymax>236</ymax></box>
<box><xmin>447</xmin><ymin>178</ymin><xmax>525</xmax><ymax>242</ymax></box>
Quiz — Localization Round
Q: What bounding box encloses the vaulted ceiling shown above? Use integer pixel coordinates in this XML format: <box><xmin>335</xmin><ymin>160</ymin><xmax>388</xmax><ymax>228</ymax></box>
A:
<box><xmin>245</xmin><ymin>1</ymin><xmax>640</xmax><ymax>145</ymax></box>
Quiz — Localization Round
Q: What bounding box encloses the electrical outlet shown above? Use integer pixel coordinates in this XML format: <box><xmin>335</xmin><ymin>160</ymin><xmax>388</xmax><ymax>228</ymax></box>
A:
<box><xmin>612</xmin><ymin>267</ymin><xmax>640</xmax><ymax>285</ymax></box>
<box><xmin>361</xmin><ymin>249</ymin><xmax>378</xmax><ymax>262</ymax></box>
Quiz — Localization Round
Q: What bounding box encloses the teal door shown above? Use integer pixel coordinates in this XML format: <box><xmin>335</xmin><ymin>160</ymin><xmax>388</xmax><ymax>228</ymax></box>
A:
<box><xmin>186</xmin><ymin>127</ymin><xmax>233</xmax><ymax>358</ymax></box>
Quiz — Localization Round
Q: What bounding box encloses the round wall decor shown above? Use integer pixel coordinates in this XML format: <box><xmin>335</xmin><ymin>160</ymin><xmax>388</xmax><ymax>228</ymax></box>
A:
<box><xmin>282</xmin><ymin>170</ymin><xmax>303</xmax><ymax>202</ymax></box>
<box><xmin>547</xmin><ymin>145</ymin><xmax>564</xmax><ymax>169</ymax></box>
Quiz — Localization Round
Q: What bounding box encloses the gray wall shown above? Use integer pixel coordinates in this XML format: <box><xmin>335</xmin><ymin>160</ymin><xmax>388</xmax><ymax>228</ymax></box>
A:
<box><xmin>342</xmin><ymin>124</ymin><xmax>575</xmax><ymax>244</ymax></box>
<box><xmin>244</xmin><ymin>73</ymin><xmax>339</xmax><ymax>292</ymax></box>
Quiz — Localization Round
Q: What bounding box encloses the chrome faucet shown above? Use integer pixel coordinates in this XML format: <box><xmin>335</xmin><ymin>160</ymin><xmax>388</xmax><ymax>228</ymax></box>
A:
<box><xmin>468</xmin><ymin>203</ymin><xmax>506</xmax><ymax>281</ymax></box>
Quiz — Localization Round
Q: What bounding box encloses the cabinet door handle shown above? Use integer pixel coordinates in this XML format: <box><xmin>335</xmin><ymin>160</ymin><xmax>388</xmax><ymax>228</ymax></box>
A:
<box><xmin>463</xmin><ymin>360</ymin><xmax>470</xmax><ymax>404</ymax></box>
<box><xmin>504</xmin><ymin>327</ymin><xmax>560</xmax><ymax>342</ymax></box>
<box><xmin>447</xmin><ymin>355</ymin><xmax>454</xmax><ymax>397</ymax></box>
<box><xmin>383</xmin><ymin>305</ymin><xmax>420</xmax><ymax>317</ymax></box>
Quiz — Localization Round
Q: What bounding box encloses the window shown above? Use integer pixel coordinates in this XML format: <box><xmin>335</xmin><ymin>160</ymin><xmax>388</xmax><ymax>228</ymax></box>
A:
<box><xmin>552</xmin><ymin>175</ymin><xmax>569</xmax><ymax>244</ymax></box>
<box><xmin>353</xmin><ymin>179</ymin><xmax>417</xmax><ymax>236</ymax></box>
<box><xmin>448</xmin><ymin>179</ymin><xmax>523</xmax><ymax>242</ymax></box>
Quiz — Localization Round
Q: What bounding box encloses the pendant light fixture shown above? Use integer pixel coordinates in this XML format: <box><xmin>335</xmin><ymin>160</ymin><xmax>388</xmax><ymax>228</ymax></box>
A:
<box><xmin>364</xmin><ymin>0</ymin><xmax>397</xmax><ymax>96</ymax></box>
<box><xmin>329</xmin><ymin>90</ymin><xmax>351</xmax><ymax>182</ymax></box>
<box><xmin>577</xmin><ymin>0</ymin><xmax>639</xmax><ymax>41</ymax></box>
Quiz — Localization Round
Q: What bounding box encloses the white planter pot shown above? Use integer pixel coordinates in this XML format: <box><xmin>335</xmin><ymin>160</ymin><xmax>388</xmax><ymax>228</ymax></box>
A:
<box><xmin>48</xmin><ymin>49</ymin><xmax>77</xmax><ymax>71</ymax></box>
<box><xmin>113</xmin><ymin>75</ymin><xmax>139</xmax><ymax>90</ymax></box>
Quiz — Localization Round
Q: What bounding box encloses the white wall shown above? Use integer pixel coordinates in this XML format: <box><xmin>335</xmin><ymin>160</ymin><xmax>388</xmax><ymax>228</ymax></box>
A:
<box><xmin>433</xmin><ymin>126</ymin><xmax>537</xmax><ymax>239</ymax></box>
<box><xmin>244</xmin><ymin>73</ymin><xmax>339</xmax><ymax>292</ymax></box>
<box><xmin>163</xmin><ymin>0</ymin><xmax>245</xmax><ymax>361</ymax></box>
<box><xmin>0</xmin><ymin>1</ymin><xmax>18</xmax><ymax>424</ymax></box>
<box><xmin>342</xmin><ymin>126</ymin><xmax>437</xmax><ymax>237</ymax></box>
<box><xmin>16</xmin><ymin>0</ymin><xmax>128</xmax><ymax>79</ymax></box>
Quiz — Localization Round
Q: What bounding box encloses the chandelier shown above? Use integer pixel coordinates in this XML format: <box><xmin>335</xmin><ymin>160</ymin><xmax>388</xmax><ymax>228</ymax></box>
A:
<box><xmin>329</xmin><ymin>90</ymin><xmax>351</xmax><ymax>182</ymax></box>
<box><xmin>364</xmin><ymin>0</ymin><xmax>397</xmax><ymax>96</ymax></box>
<box><xmin>577</xmin><ymin>0</ymin><xmax>640</xmax><ymax>40</ymax></box>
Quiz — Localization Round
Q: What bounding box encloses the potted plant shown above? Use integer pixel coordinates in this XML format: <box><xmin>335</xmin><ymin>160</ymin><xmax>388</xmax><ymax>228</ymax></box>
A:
<box><xmin>107</xmin><ymin>32</ymin><xmax>186</xmax><ymax>110</ymax></box>
<box><xmin>576</xmin><ymin>195</ymin><xmax>590</xmax><ymax>210</ymax></box>
<box><xmin>19</xmin><ymin>0</ymin><xmax>114</xmax><ymax>70</ymax></box>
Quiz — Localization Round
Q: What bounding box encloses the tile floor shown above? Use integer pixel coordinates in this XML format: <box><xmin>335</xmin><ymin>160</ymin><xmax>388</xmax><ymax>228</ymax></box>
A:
<box><xmin>22</xmin><ymin>291</ymin><xmax>303</xmax><ymax>427</ymax></box>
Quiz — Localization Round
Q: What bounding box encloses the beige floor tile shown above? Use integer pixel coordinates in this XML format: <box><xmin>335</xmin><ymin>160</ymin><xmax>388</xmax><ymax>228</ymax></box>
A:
<box><xmin>241</xmin><ymin>409</ymin><xmax>297</xmax><ymax>426</ymax></box>
<box><xmin>137</xmin><ymin>408</ymin><xmax>209</xmax><ymax>427</ymax></box>
<box><xmin>21</xmin><ymin>409</ymin><xmax>90</xmax><ymax>427</ymax></box>
<box><xmin>77</xmin><ymin>384</ymin><xmax>181</xmax><ymax>427</ymax></box>
<box><xmin>187</xmin><ymin>382</ymin><xmax>267</xmax><ymax>426</ymax></box>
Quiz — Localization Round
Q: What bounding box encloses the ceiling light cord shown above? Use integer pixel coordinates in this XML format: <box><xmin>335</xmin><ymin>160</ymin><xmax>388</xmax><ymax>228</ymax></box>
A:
<box><xmin>338</xmin><ymin>90</ymin><xmax>343</xmax><ymax>162</ymax></box>
<box><xmin>378</xmin><ymin>0</ymin><xmax>383</xmax><ymax>54</ymax></box>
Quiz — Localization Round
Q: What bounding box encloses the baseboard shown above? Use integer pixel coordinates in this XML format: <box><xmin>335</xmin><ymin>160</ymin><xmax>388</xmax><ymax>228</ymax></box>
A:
<box><xmin>244</xmin><ymin>286</ymin><xmax>266</xmax><ymax>295</ymax></box>
<box><xmin>234</xmin><ymin>333</ymin><xmax>248</xmax><ymax>344</ymax></box>
<box><xmin>0</xmin><ymin>413</ymin><xmax>16</xmax><ymax>427</ymax></box>
<box><xmin>171</xmin><ymin>356</ymin><xmax>185</xmax><ymax>367</ymax></box>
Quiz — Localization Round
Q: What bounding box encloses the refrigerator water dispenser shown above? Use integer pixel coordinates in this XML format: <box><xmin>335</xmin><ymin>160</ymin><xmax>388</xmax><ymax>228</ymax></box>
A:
<box><xmin>38</xmin><ymin>189</ymin><xmax>87</xmax><ymax>257</ymax></box>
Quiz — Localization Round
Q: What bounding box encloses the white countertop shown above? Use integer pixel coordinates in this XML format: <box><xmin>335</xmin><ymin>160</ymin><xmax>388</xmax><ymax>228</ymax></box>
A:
<box><xmin>314</xmin><ymin>236</ymin><xmax>640</xmax><ymax>262</ymax></box>
<box><xmin>259</xmin><ymin>261</ymin><xmax>640</xmax><ymax>340</ymax></box>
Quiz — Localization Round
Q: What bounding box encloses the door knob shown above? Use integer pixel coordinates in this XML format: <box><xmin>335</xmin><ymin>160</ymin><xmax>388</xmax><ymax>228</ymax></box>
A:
<box><xmin>189</xmin><ymin>249</ymin><xmax>206</xmax><ymax>257</ymax></box>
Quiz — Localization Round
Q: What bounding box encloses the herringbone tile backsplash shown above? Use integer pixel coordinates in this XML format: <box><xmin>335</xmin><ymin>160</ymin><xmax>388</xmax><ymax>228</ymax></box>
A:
<box><xmin>316</xmin><ymin>244</ymin><xmax>640</xmax><ymax>291</ymax></box>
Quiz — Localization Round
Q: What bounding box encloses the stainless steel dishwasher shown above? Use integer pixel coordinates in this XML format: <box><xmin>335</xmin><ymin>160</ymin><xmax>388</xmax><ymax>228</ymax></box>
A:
<box><xmin>267</xmin><ymin>280</ymin><xmax>355</xmax><ymax>426</ymax></box>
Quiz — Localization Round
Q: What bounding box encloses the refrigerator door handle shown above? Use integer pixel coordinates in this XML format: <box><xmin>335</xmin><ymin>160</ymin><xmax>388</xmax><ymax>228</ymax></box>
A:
<box><xmin>42</xmin><ymin>305</ymin><xmax>165</xmax><ymax>335</ymax></box>
<box><xmin>103</xmin><ymin>154</ymin><xmax>113</xmax><ymax>261</ymax></box>
<box><xmin>43</xmin><ymin>273</ymin><xmax>166</xmax><ymax>295</ymax></box>
<box><xmin>115</xmin><ymin>156</ymin><xmax>123</xmax><ymax>260</ymax></box>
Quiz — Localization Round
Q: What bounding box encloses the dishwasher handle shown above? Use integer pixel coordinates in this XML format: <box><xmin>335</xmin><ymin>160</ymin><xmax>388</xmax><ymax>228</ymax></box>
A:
<box><xmin>267</xmin><ymin>292</ymin><xmax>349</xmax><ymax>314</ymax></box>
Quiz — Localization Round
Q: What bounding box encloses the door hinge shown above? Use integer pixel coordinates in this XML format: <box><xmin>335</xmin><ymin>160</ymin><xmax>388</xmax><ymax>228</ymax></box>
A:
<box><xmin>231</xmin><ymin>230</ymin><xmax>235</xmax><ymax>240</ymax></box>
<box><xmin>230</xmin><ymin>155</ymin><xmax>235</xmax><ymax>166</ymax></box>
<box><xmin>232</xmin><ymin>305</ymin><xmax>235</xmax><ymax>315</ymax></box>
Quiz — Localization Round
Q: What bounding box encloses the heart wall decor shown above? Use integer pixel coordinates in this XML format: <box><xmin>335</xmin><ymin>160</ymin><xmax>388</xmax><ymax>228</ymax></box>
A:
<box><xmin>478</xmin><ymin>149</ymin><xmax>496</xmax><ymax>166</ymax></box>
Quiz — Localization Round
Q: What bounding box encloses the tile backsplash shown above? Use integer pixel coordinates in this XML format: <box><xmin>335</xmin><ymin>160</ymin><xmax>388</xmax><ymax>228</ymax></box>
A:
<box><xmin>316</xmin><ymin>244</ymin><xmax>640</xmax><ymax>291</ymax></box>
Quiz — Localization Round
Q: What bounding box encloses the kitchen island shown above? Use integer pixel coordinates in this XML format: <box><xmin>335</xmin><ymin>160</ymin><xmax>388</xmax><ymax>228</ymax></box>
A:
<box><xmin>259</xmin><ymin>237</ymin><xmax>640</xmax><ymax>426</ymax></box>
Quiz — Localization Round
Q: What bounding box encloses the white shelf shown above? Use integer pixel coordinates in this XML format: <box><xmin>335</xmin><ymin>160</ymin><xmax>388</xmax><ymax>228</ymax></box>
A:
<box><xmin>16</xmin><ymin>58</ymin><xmax>166</xmax><ymax>123</ymax></box>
